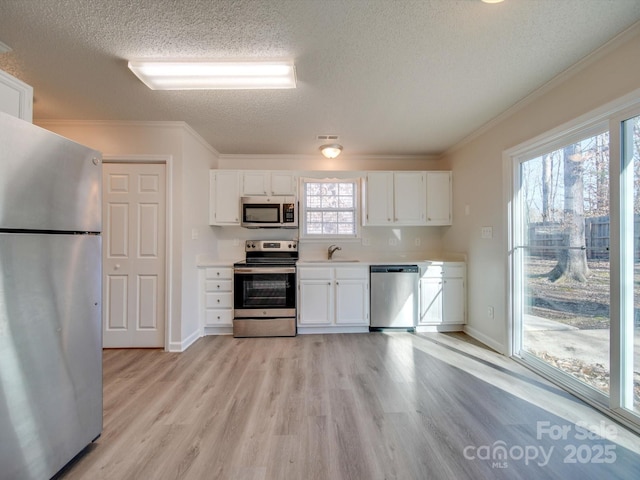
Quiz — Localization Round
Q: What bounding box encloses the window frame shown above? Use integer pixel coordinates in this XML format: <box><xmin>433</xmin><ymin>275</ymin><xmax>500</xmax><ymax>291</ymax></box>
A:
<box><xmin>299</xmin><ymin>177</ymin><xmax>361</xmax><ymax>240</ymax></box>
<box><xmin>503</xmin><ymin>88</ymin><xmax>640</xmax><ymax>433</ymax></box>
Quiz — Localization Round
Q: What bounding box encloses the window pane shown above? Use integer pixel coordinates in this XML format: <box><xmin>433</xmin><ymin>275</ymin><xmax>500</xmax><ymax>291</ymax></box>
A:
<box><xmin>520</xmin><ymin>132</ymin><xmax>611</xmax><ymax>397</ymax></box>
<box><xmin>322</xmin><ymin>196</ymin><xmax>338</xmax><ymax>209</ymax></box>
<box><xmin>307</xmin><ymin>195</ymin><xmax>321</xmax><ymax>208</ymax></box>
<box><xmin>339</xmin><ymin>183</ymin><xmax>353</xmax><ymax>196</ymax></box>
<box><xmin>303</xmin><ymin>180</ymin><xmax>357</xmax><ymax>237</ymax></box>
<box><xmin>338</xmin><ymin>223</ymin><xmax>354</xmax><ymax>234</ymax></box>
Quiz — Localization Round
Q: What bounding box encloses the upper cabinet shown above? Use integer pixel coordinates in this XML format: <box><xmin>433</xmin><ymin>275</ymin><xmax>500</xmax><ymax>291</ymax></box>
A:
<box><xmin>0</xmin><ymin>69</ymin><xmax>33</xmax><ymax>122</ymax></box>
<box><xmin>209</xmin><ymin>170</ymin><xmax>241</xmax><ymax>226</ymax></box>
<box><xmin>364</xmin><ymin>171</ymin><xmax>426</xmax><ymax>226</ymax></box>
<box><xmin>425</xmin><ymin>171</ymin><xmax>452</xmax><ymax>226</ymax></box>
<box><xmin>241</xmin><ymin>171</ymin><xmax>297</xmax><ymax>196</ymax></box>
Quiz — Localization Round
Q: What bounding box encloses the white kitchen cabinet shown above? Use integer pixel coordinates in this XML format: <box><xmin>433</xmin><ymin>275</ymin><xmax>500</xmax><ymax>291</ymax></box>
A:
<box><xmin>199</xmin><ymin>266</ymin><xmax>234</xmax><ymax>334</ymax></box>
<box><xmin>419</xmin><ymin>262</ymin><xmax>465</xmax><ymax>328</ymax></box>
<box><xmin>298</xmin><ymin>268</ymin><xmax>333</xmax><ymax>325</ymax></box>
<box><xmin>364</xmin><ymin>171</ymin><xmax>426</xmax><ymax>226</ymax></box>
<box><xmin>241</xmin><ymin>171</ymin><xmax>297</xmax><ymax>196</ymax></box>
<box><xmin>0</xmin><ymin>69</ymin><xmax>33</xmax><ymax>122</ymax></box>
<box><xmin>426</xmin><ymin>171</ymin><xmax>452</xmax><ymax>225</ymax></box>
<box><xmin>298</xmin><ymin>265</ymin><xmax>369</xmax><ymax>329</ymax></box>
<box><xmin>209</xmin><ymin>170</ymin><xmax>241</xmax><ymax>225</ymax></box>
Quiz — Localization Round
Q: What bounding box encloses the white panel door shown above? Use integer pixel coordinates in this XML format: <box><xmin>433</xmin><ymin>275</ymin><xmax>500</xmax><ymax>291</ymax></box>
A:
<box><xmin>103</xmin><ymin>163</ymin><xmax>166</xmax><ymax>348</ymax></box>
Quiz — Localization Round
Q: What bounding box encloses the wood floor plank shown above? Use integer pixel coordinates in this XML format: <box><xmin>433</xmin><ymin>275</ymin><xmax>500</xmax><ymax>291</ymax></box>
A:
<box><xmin>56</xmin><ymin>332</ymin><xmax>640</xmax><ymax>480</ymax></box>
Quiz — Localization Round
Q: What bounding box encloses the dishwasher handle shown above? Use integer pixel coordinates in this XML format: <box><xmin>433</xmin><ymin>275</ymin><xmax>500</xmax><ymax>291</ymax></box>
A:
<box><xmin>370</xmin><ymin>265</ymin><xmax>419</xmax><ymax>274</ymax></box>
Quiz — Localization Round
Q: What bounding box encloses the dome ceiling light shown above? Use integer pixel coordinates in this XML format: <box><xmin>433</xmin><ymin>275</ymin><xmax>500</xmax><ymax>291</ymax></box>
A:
<box><xmin>319</xmin><ymin>144</ymin><xmax>343</xmax><ymax>159</ymax></box>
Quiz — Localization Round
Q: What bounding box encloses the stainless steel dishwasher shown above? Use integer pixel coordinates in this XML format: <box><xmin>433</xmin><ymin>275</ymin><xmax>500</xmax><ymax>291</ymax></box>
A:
<box><xmin>370</xmin><ymin>265</ymin><xmax>419</xmax><ymax>329</ymax></box>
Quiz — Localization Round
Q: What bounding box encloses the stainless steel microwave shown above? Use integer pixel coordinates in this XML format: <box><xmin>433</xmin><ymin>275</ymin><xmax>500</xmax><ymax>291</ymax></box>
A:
<box><xmin>241</xmin><ymin>196</ymin><xmax>298</xmax><ymax>228</ymax></box>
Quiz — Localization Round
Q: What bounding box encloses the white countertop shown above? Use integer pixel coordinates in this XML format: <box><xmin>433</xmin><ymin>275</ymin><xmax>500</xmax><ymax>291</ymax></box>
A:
<box><xmin>197</xmin><ymin>253</ymin><xmax>466</xmax><ymax>267</ymax></box>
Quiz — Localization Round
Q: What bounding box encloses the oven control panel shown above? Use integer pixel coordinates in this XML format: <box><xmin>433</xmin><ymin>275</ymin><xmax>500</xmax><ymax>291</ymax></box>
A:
<box><xmin>245</xmin><ymin>240</ymin><xmax>298</xmax><ymax>252</ymax></box>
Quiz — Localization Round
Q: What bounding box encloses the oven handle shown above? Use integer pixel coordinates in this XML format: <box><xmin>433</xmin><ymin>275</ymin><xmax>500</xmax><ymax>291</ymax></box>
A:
<box><xmin>234</xmin><ymin>267</ymin><xmax>296</xmax><ymax>274</ymax></box>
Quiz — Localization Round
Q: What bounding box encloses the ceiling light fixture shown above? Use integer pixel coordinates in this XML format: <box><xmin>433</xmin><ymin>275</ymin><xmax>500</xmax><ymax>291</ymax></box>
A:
<box><xmin>319</xmin><ymin>144</ymin><xmax>343</xmax><ymax>159</ymax></box>
<box><xmin>481</xmin><ymin>0</ymin><xmax>504</xmax><ymax>3</ymax></box>
<box><xmin>127</xmin><ymin>59</ymin><xmax>297</xmax><ymax>90</ymax></box>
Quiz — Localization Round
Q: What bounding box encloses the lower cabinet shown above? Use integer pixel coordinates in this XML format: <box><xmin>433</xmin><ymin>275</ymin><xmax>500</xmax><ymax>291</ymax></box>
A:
<box><xmin>418</xmin><ymin>262</ymin><xmax>466</xmax><ymax>329</ymax></box>
<box><xmin>199</xmin><ymin>265</ymin><xmax>234</xmax><ymax>334</ymax></box>
<box><xmin>298</xmin><ymin>265</ymin><xmax>369</xmax><ymax>332</ymax></box>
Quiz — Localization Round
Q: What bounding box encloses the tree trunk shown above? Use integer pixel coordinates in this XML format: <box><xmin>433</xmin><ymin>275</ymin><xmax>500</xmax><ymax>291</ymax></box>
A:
<box><xmin>548</xmin><ymin>144</ymin><xmax>590</xmax><ymax>282</ymax></box>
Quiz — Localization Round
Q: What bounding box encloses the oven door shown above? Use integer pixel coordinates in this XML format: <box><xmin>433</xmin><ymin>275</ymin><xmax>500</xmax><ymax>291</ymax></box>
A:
<box><xmin>233</xmin><ymin>267</ymin><xmax>296</xmax><ymax>318</ymax></box>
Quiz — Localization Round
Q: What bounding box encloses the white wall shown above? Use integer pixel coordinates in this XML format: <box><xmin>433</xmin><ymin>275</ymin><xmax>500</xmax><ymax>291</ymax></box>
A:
<box><xmin>440</xmin><ymin>25</ymin><xmax>640</xmax><ymax>353</ymax></box>
<box><xmin>36</xmin><ymin>120</ymin><xmax>219</xmax><ymax>351</ymax></box>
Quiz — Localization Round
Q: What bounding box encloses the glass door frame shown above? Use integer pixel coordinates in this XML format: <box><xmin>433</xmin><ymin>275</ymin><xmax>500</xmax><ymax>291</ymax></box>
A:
<box><xmin>505</xmin><ymin>92</ymin><xmax>640</xmax><ymax>433</ymax></box>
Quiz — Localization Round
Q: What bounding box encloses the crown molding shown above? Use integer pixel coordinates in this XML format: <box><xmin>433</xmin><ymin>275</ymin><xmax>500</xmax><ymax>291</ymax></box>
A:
<box><xmin>35</xmin><ymin>119</ymin><xmax>219</xmax><ymax>156</ymax></box>
<box><xmin>443</xmin><ymin>20</ymin><xmax>640</xmax><ymax>158</ymax></box>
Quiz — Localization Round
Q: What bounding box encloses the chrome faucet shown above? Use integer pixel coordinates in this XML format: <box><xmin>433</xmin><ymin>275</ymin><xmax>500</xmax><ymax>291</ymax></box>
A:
<box><xmin>328</xmin><ymin>244</ymin><xmax>342</xmax><ymax>260</ymax></box>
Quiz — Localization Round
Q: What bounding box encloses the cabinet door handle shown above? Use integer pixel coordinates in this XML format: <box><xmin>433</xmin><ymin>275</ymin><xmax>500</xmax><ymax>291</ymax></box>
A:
<box><xmin>327</xmin><ymin>282</ymin><xmax>331</xmax><ymax>285</ymax></box>
<box><xmin>216</xmin><ymin>299</ymin><xmax>220</xmax><ymax>303</ymax></box>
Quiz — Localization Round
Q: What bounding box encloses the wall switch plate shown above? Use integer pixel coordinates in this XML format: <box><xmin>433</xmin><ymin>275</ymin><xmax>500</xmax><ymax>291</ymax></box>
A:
<box><xmin>388</xmin><ymin>238</ymin><xmax>398</xmax><ymax>246</ymax></box>
<box><xmin>481</xmin><ymin>226</ymin><xmax>493</xmax><ymax>239</ymax></box>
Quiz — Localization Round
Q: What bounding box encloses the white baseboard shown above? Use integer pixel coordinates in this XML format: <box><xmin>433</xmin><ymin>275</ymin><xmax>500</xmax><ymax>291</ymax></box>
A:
<box><xmin>415</xmin><ymin>324</ymin><xmax>464</xmax><ymax>333</ymax></box>
<box><xmin>168</xmin><ymin>329</ymin><xmax>201</xmax><ymax>352</ymax></box>
<box><xmin>298</xmin><ymin>326</ymin><xmax>370</xmax><ymax>335</ymax></box>
<box><xmin>463</xmin><ymin>325</ymin><xmax>506</xmax><ymax>355</ymax></box>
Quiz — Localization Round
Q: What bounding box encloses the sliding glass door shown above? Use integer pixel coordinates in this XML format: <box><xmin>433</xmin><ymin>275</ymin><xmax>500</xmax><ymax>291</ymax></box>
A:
<box><xmin>517</xmin><ymin>129</ymin><xmax>611</xmax><ymax>400</ymax></box>
<box><xmin>510</xmin><ymin>103</ymin><xmax>640</xmax><ymax>430</ymax></box>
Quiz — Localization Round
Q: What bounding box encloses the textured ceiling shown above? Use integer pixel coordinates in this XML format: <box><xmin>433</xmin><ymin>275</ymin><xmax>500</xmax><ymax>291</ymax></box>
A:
<box><xmin>1</xmin><ymin>0</ymin><xmax>639</xmax><ymax>156</ymax></box>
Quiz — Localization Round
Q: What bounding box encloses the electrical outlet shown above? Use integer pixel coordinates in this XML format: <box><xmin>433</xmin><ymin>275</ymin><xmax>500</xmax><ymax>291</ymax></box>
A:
<box><xmin>191</xmin><ymin>228</ymin><xmax>198</xmax><ymax>240</ymax></box>
<box><xmin>388</xmin><ymin>238</ymin><xmax>397</xmax><ymax>246</ymax></box>
<box><xmin>414</xmin><ymin>237</ymin><xmax>421</xmax><ymax>247</ymax></box>
<box><xmin>488</xmin><ymin>306</ymin><xmax>494</xmax><ymax>319</ymax></box>
<box><xmin>362</xmin><ymin>237</ymin><xmax>371</xmax><ymax>246</ymax></box>
<box><xmin>233</xmin><ymin>238</ymin><xmax>240</xmax><ymax>246</ymax></box>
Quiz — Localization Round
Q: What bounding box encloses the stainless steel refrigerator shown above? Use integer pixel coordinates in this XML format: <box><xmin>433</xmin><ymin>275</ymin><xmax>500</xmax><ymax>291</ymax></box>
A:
<box><xmin>0</xmin><ymin>113</ymin><xmax>103</xmax><ymax>480</ymax></box>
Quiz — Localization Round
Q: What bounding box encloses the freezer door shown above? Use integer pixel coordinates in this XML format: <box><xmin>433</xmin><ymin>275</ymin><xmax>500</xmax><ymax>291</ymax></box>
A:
<box><xmin>0</xmin><ymin>233</ymin><xmax>102</xmax><ymax>480</ymax></box>
<box><xmin>0</xmin><ymin>113</ymin><xmax>102</xmax><ymax>232</ymax></box>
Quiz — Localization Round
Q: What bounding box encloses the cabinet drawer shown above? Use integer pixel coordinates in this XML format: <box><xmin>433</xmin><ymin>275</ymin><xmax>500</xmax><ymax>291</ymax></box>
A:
<box><xmin>205</xmin><ymin>279</ymin><xmax>232</xmax><ymax>292</ymax></box>
<box><xmin>205</xmin><ymin>267</ymin><xmax>232</xmax><ymax>280</ymax></box>
<box><xmin>421</xmin><ymin>265</ymin><xmax>443</xmax><ymax>278</ymax></box>
<box><xmin>335</xmin><ymin>267</ymin><xmax>368</xmax><ymax>280</ymax></box>
<box><xmin>205</xmin><ymin>292</ymin><xmax>233</xmax><ymax>309</ymax></box>
<box><xmin>443</xmin><ymin>265</ymin><xmax>465</xmax><ymax>278</ymax></box>
<box><xmin>298</xmin><ymin>267</ymin><xmax>332</xmax><ymax>280</ymax></box>
<box><xmin>205</xmin><ymin>309</ymin><xmax>233</xmax><ymax>326</ymax></box>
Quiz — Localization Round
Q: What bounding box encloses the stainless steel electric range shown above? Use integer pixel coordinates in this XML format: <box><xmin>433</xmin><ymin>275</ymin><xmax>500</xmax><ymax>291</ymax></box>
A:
<box><xmin>233</xmin><ymin>240</ymin><xmax>298</xmax><ymax>337</ymax></box>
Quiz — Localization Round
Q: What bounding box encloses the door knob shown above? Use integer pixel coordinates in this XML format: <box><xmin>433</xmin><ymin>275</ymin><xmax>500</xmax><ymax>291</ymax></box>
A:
<box><xmin>114</xmin><ymin>264</ymin><xmax>120</xmax><ymax>270</ymax></box>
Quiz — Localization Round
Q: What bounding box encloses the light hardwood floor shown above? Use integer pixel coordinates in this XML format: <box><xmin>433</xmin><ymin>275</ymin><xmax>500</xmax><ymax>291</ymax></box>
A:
<box><xmin>57</xmin><ymin>333</ymin><xmax>640</xmax><ymax>480</ymax></box>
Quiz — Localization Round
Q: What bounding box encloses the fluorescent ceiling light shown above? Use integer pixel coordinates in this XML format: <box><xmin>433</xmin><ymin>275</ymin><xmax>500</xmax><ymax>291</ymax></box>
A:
<box><xmin>128</xmin><ymin>59</ymin><xmax>297</xmax><ymax>90</ymax></box>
